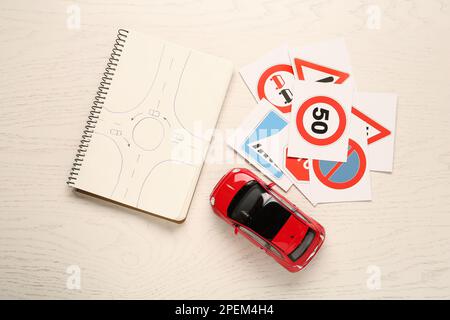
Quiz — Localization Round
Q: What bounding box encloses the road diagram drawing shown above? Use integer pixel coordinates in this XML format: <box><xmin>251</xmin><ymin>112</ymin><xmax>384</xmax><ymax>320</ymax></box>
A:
<box><xmin>72</xmin><ymin>31</ymin><xmax>233</xmax><ymax>220</ymax></box>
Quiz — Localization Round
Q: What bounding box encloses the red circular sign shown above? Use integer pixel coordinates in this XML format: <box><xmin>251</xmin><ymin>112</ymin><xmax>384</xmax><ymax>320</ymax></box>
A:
<box><xmin>257</xmin><ymin>64</ymin><xmax>294</xmax><ymax>113</ymax></box>
<box><xmin>295</xmin><ymin>95</ymin><xmax>346</xmax><ymax>146</ymax></box>
<box><xmin>312</xmin><ymin>139</ymin><xmax>366</xmax><ymax>189</ymax></box>
<box><xmin>284</xmin><ymin>147</ymin><xmax>309</xmax><ymax>182</ymax></box>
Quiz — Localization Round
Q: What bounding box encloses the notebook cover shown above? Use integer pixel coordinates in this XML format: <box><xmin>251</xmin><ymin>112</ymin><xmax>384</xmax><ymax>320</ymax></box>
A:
<box><xmin>67</xmin><ymin>29</ymin><xmax>233</xmax><ymax>222</ymax></box>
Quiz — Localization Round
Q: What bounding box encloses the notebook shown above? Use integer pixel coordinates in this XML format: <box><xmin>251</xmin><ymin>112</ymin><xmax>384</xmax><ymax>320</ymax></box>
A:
<box><xmin>67</xmin><ymin>29</ymin><xmax>233</xmax><ymax>222</ymax></box>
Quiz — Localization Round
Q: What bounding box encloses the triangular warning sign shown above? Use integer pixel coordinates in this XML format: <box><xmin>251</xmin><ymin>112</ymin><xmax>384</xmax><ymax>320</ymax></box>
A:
<box><xmin>351</xmin><ymin>107</ymin><xmax>391</xmax><ymax>145</ymax></box>
<box><xmin>294</xmin><ymin>58</ymin><xmax>350</xmax><ymax>84</ymax></box>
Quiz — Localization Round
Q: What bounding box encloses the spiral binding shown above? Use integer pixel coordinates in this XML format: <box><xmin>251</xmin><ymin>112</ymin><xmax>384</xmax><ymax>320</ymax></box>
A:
<box><xmin>67</xmin><ymin>29</ymin><xmax>129</xmax><ymax>185</ymax></box>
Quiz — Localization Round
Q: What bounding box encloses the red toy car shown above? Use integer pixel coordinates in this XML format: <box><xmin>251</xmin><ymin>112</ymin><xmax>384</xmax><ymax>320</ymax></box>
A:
<box><xmin>210</xmin><ymin>168</ymin><xmax>325</xmax><ymax>272</ymax></box>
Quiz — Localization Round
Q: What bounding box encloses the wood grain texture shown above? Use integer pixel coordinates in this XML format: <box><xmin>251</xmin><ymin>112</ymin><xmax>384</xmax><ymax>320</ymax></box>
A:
<box><xmin>0</xmin><ymin>0</ymin><xmax>449</xmax><ymax>299</ymax></box>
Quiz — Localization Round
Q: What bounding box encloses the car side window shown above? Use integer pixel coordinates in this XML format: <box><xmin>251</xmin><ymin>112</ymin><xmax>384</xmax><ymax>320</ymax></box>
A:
<box><xmin>267</xmin><ymin>244</ymin><xmax>283</xmax><ymax>258</ymax></box>
<box><xmin>237</xmin><ymin>226</ymin><xmax>282</xmax><ymax>258</ymax></box>
<box><xmin>238</xmin><ymin>226</ymin><xmax>266</xmax><ymax>247</ymax></box>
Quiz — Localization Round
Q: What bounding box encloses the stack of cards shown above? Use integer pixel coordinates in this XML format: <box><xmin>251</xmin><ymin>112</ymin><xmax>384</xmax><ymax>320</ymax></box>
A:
<box><xmin>228</xmin><ymin>39</ymin><xmax>397</xmax><ymax>205</ymax></box>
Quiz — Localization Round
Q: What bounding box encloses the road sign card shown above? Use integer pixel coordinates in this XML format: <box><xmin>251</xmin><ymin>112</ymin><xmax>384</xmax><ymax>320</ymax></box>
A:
<box><xmin>284</xmin><ymin>148</ymin><xmax>310</xmax><ymax>183</ymax></box>
<box><xmin>255</xmin><ymin>124</ymin><xmax>311</xmax><ymax>184</ymax></box>
<box><xmin>289</xmin><ymin>38</ymin><xmax>354</xmax><ymax>87</ymax></box>
<box><xmin>309</xmin><ymin>113</ymin><xmax>372</xmax><ymax>203</ymax></box>
<box><xmin>255</xmin><ymin>128</ymin><xmax>318</xmax><ymax>206</ymax></box>
<box><xmin>227</xmin><ymin>99</ymin><xmax>292</xmax><ymax>191</ymax></box>
<box><xmin>240</xmin><ymin>45</ymin><xmax>295</xmax><ymax>114</ymax></box>
<box><xmin>288</xmin><ymin>81</ymin><xmax>353</xmax><ymax>161</ymax></box>
<box><xmin>352</xmin><ymin>92</ymin><xmax>398</xmax><ymax>172</ymax></box>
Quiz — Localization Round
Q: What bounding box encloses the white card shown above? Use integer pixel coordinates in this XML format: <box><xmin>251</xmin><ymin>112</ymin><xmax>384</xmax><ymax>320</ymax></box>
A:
<box><xmin>289</xmin><ymin>38</ymin><xmax>354</xmax><ymax>86</ymax></box>
<box><xmin>227</xmin><ymin>99</ymin><xmax>292</xmax><ymax>191</ymax></box>
<box><xmin>352</xmin><ymin>92</ymin><xmax>398</xmax><ymax>172</ymax></box>
<box><xmin>288</xmin><ymin>81</ymin><xmax>353</xmax><ymax>161</ymax></box>
<box><xmin>257</xmin><ymin>128</ymin><xmax>309</xmax><ymax>184</ymax></box>
<box><xmin>309</xmin><ymin>113</ymin><xmax>372</xmax><ymax>203</ymax></box>
<box><xmin>239</xmin><ymin>45</ymin><xmax>295</xmax><ymax>114</ymax></box>
<box><xmin>255</xmin><ymin>128</ymin><xmax>318</xmax><ymax>205</ymax></box>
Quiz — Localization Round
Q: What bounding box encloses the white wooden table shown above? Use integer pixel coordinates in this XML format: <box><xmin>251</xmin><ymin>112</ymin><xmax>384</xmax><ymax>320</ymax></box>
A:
<box><xmin>0</xmin><ymin>0</ymin><xmax>449</xmax><ymax>299</ymax></box>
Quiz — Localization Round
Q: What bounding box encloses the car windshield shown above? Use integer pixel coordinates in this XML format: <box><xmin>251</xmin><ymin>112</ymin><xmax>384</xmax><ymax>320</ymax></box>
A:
<box><xmin>227</xmin><ymin>181</ymin><xmax>291</xmax><ymax>240</ymax></box>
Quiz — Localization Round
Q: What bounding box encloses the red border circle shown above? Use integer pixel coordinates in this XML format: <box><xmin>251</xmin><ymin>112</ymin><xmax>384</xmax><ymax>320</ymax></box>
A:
<box><xmin>257</xmin><ymin>64</ymin><xmax>294</xmax><ymax>114</ymax></box>
<box><xmin>295</xmin><ymin>96</ymin><xmax>347</xmax><ymax>146</ymax></box>
<box><xmin>312</xmin><ymin>139</ymin><xmax>366</xmax><ymax>189</ymax></box>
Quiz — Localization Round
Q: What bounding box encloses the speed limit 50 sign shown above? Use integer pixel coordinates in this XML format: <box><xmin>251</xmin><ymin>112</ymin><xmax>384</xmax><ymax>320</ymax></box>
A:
<box><xmin>288</xmin><ymin>81</ymin><xmax>353</xmax><ymax>162</ymax></box>
<box><xmin>296</xmin><ymin>95</ymin><xmax>347</xmax><ymax>146</ymax></box>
